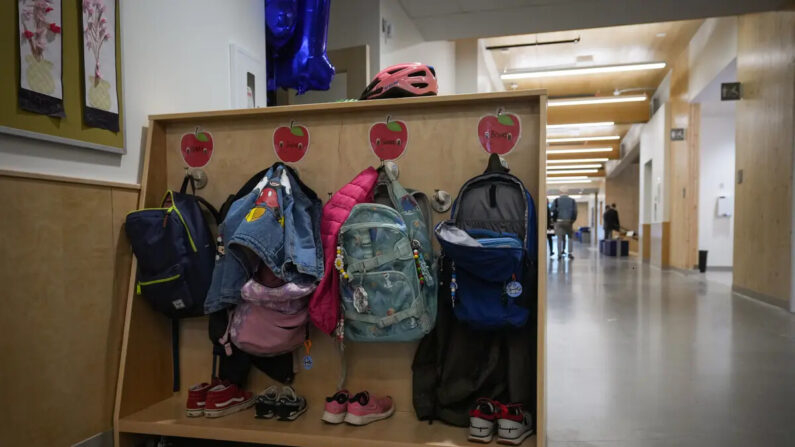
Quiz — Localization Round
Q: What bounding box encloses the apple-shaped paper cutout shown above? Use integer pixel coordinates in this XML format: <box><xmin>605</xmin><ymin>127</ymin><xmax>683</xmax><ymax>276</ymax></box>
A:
<box><xmin>273</xmin><ymin>122</ymin><xmax>310</xmax><ymax>163</ymax></box>
<box><xmin>180</xmin><ymin>129</ymin><xmax>214</xmax><ymax>168</ymax></box>
<box><xmin>370</xmin><ymin>118</ymin><xmax>408</xmax><ymax>160</ymax></box>
<box><xmin>477</xmin><ymin>111</ymin><xmax>521</xmax><ymax>155</ymax></box>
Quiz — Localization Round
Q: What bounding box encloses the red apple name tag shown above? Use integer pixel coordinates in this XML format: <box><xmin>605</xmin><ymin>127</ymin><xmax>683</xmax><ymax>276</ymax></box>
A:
<box><xmin>370</xmin><ymin>116</ymin><xmax>408</xmax><ymax>161</ymax></box>
<box><xmin>180</xmin><ymin>128</ymin><xmax>214</xmax><ymax>168</ymax></box>
<box><xmin>273</xmin><ymin>121</ymin><xmax>310</xmax><ymax>163</ymax></box>
<box><xmin>477</xmin><ymin>109</ymin><xmax>521</xmax><ymax>155</ymax></box>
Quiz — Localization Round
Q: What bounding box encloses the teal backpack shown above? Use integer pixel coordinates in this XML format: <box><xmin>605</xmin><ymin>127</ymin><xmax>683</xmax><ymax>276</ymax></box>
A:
<box><xmin>336</xmin><ymin>168</ymin><xmax>437</xmax><ymax>342</ymax></box>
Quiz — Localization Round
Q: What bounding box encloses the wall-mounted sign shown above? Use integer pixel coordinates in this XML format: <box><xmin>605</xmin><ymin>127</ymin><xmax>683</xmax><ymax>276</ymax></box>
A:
<box><xmin>369</xmin><ymin>115</ymin><xmax>408</xmax><ymax>160</ymax></box>
<box><xmin>670</xmin><ymin>128</ymin><xmax>686</xmax><ymax>141</ymax></box>
<box><xmin>721</xmin><ymin>82</ymin><xmax>741</xmax><ymax>101</ymax></box>
<box><xmin>477</xmin><ymin>108</ymin><xmax>521</xmax><ymax>155</ymax></box>
<box><xmin>180</xmin><ymin>128</ymin><xmax>214</xmax><ymax>168</ymax></box>
<box><xmin>273</xmin><ymin>121</ymin><xmax>309</xmax><ymax>162</ymax></box>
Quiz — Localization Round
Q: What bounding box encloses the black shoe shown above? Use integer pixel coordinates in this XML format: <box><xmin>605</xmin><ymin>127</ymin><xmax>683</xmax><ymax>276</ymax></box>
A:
<box><xmin>276</xmin><ymin>386</ymin><xmax>307</xmax><ymax>421</ymax></box>
<box><xmin>255</xmin><ymin>386</ymin><xmax>279</xmax><ymax>419</ymax></box>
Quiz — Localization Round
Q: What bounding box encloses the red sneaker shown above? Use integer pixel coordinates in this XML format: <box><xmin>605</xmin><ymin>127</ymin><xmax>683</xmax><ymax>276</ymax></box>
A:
<box><xmin>204</xmin><ymin>382</ymin><xmax>255</xmax><ymax>418</ymax></box>
<box><xmin>497</xmin><ymin>403</ymin><xmax>534</xmax><ymax>445</ymax></box>
<box><xmin>185</xmin><ymin>379</ymin><xmax>223</xmax><ymax>417</ymax></box>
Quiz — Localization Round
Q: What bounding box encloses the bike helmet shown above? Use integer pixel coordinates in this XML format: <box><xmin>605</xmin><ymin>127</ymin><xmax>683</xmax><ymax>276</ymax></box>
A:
<box><xmin>359</xmin><ymin>63</ymin><xmax>438</xmax><ymax>100</ymax></box>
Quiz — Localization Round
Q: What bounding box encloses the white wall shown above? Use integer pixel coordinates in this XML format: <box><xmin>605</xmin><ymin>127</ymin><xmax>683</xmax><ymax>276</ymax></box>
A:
<box><xmin>379</xmin><ymin>0</ymin><xmax>455</xmax><ymax>95</ymax></box>
<box><xmin>688</xmin><ymin>17</ymin><xmax>738</xmax><ymax>101</ymax></box>
<box><xmin>698</xmin><ymin>102</ymin><xmax>735</xmax><ymax>267</ymax></box>
<box><xmin>0</xmin><ymin>0</ymin><xmax>266</xmax><ymax>185</ymax></box>
<box><xmin>639</xmin><ymin>104</ymin><xmax>669</xmax><ymax>224</ymax></box>
<box><xmin>328</xmin><ymin>0</ymin><xmax>380</xmax><ymax>79</ymax></box>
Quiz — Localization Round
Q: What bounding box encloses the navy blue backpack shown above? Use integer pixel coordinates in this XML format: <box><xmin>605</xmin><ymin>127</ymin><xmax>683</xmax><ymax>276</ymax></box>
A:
<box><xmin>125</xmin><ymin>176</ymin><xmax>218</xmax><ymax>318</ymax></box>
<box><xmin>435</xmin><ymin>157</ymin><xmax>537</xmax><ymax>330</ymax></box>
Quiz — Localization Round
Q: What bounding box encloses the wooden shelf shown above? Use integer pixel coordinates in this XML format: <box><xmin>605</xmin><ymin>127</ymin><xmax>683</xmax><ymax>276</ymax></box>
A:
<box><xmin>118</xmin><ymin>395</ymin><xmax>536</xmax><ymax>447</ymax></box>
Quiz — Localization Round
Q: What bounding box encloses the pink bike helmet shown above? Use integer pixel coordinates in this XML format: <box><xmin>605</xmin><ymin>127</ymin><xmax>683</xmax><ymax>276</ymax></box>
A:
<box><xmin>359</xmin><ymin>63</ymin><xmax>438</xmax><ymax>100</ymax></box>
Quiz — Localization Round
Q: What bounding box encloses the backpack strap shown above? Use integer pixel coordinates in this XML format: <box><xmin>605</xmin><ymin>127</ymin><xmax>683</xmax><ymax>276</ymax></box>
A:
<box><xmin>171</xmin><ymin>318</ymin><xmax>180</xmax><ymax>391</ymax></box>
<box><xmin>218</xmin><ymin>309</ymin><xmax>235</xmax><ymax>357</ymax></box>
<box><xmin>344</xmin><ymin>303</ymin><xmax>423</xmax><ymax>328</ymax></box>
<box><xmin>346</xmin><ymin>238</ymin><xmax>413</xmax><ymax>274</ymax></box>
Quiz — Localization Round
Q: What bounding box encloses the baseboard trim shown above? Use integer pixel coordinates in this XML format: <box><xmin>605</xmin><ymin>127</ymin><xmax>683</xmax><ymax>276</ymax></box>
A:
<box><xmin>71</xmin><ymin>430</ymin><xmax>113</xmax><ymax>447</ymax></box>
<box><xmin>732</xmin><ymin>286</ymin><xmax>791</xmax><ymax>312</ymax></box>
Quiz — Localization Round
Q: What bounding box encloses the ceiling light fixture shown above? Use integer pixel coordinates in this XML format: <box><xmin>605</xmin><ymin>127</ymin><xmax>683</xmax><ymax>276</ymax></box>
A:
<box><xmin>546</xmin><ymin>176</ymin><xmax>588</xmax><ymax>180</ymax></box>
<box><xmin>547</xmin><ymin>121</ymin><xmax>614</xmax><ymax>129</ymax></box>
<box><xmin>548</xmin><ymin>164</ymin><xmax>603</xmax><ymax>170</ymax></box>
<box><xmin>548</xmin><ymin>179</ymin><xmax>594</xmax><ymax>184</ymax></box>
<box><xmin>547</xmin><ymin>135</ymin><xmax>620</xmax><ymax>143</ymax></box>
<box><xmin>547</xmin><ymin>157</ymin><xmax>609</xmax><ymax>163</ymax></box>
<box><xmin>501</xmin><ymin>62</ymin><xmax>665</xmax><ymax>80</ymax></box>
<box><xmin>547</xmin><ymin>169</ymin><xmax>599</xmax><ymax>174</ymax></box>
<box><xmin>547</xmin><ymin>147</ymin><xmax>613</xmax><ymax>154</ymax></box>
<box><xmin>548</xmin><ymin>94</ymin><xmax>647</xmax><ymax>107</ymax></box>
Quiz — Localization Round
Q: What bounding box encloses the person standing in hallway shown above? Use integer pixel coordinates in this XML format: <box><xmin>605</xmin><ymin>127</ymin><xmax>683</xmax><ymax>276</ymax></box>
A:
<box><xmin>547</xmin><ymin>198</ymin><xmax>556</xmax><ymax>258</ymax></box>
<box><xmin>604</xmin><ymin>203</ymin><xmax>620</xmax><ymax>240</ymax></box>
<box><xmin>552</xmin><ymin>190</ymin><xmax>577</xmax><ymax>259</ymax></box>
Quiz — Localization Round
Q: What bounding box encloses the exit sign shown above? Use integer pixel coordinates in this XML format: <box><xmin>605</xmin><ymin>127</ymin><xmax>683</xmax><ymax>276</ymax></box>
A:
<box><xmin>721</xmin><ymin>82</ymin><xmax>742</xmax><ymax>101</ymax></box>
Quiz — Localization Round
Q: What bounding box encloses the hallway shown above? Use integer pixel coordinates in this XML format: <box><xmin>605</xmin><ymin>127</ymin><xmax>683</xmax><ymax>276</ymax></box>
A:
<box><xmin>546</xmin><ymin>244</ymin><xmax>795</xmax><ymax>447</ymax></box>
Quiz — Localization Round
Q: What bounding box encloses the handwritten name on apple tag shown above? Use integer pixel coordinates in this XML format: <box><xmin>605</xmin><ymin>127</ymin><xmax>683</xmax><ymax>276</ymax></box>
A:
<box><xmin>180</xmin><ymin>127</ymin><xmax>215</xmax><ymax>168</ymax></box>
<box><xmin>369</xmin><ymin>115</ymin><xmax>409</xmax><ymax>161</ymax></box>
<box><xmin>477</xmin><ymin>108</ymin><xmax>522</xmax><ymax>155</ymax></box>
<box><xmin>273</xmin><ymin>120</ymin><xmax>310</xmax><ymax>163</ymax></box>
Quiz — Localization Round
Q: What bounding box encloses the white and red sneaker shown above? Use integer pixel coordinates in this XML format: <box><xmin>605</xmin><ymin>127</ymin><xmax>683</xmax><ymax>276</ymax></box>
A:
<box><xmin>185</xmin><ymin>379</ymin><xmax>224</xmax><ymax>417</ymax></box>
<box><xmin>204</xmin><ymin>382</ymin><xmax>255</xmax><ymax>418</ymax></box>
<box><xmin>497</xmin><ymin>403</ymin><xmax>534</xmax><ymax>445</ymax></box>
<box><xmin>468</xmin><ymin>398</ymin><xmax>502</xmax><ymax>443</ymax></box>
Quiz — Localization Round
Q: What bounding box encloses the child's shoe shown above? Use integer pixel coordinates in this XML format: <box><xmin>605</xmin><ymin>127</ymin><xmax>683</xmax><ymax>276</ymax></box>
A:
<box><xmin>255</xmin><ymin>385</ymin><xmax>280</xmax><ymax>419</ymax></box>
<box><xmin>344</xmin><ymin>391</ymin><xmax>394</xmax><ymax>426</ymax></box>
<box><xmin>204</xmin><ymin>382</ymin><xmax>254</xmax><ymax>418</ymax></box>
<box><xmin>321</xmin><ymin>389</ymin><xmax>350</xmax><ymax>424</ymax></box>
<box><xmin>468</xmin><ymin>397</ymin><xmax>501</xmax><ymax>443</ymax></box>
<box><xmin>276</xmin><ymin>386</ymin><xmax>307</xmax><ymax>421</ymax></box>
<box><xmin>497</xmin><ymin>403</ymin><xmax>534</xmax><ymax>445</ymax></box>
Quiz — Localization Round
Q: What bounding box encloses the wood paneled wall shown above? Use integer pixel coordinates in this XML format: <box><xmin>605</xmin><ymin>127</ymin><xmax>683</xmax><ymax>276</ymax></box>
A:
<box><xmin>0</xmin><ymin>174</ymin><xmax>138</xmax><ymax>446</ymax></box>
<box><xmin>667</xmin><ymin>41</ymin><xmax>701</xmax><ymax>270</ymax></box>
<box><xmin>733</xmin><ymin>11</ymin><xmax>795</xmax><ymax>305</ymax></box>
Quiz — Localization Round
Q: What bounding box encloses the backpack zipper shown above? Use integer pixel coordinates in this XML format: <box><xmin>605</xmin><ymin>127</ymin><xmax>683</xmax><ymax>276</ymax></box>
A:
<box><xmin>136</xmin><ymin>273</ymin><xmax>182</xmax><ymax>294</ymax></box>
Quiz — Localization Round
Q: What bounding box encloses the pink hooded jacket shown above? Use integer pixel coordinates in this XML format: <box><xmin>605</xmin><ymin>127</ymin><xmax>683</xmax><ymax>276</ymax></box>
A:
<box><xmin>310</xmin><ymin>167</ymin><xmax>379</xmax><ymax>334</ymax></box>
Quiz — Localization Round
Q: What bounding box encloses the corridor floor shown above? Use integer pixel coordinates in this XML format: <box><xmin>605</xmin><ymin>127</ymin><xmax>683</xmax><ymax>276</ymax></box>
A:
<box><xmin>546</xmin><ymin>243</ymin><xmax>795</xmax><ymax>447</ymax></box>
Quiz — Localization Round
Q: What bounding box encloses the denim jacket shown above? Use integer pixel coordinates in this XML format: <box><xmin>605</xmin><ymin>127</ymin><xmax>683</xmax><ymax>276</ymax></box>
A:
<box><xmin>205</xmin><ymin>164</ymin><xmax>323</xmax><ymax>313</ymax></box>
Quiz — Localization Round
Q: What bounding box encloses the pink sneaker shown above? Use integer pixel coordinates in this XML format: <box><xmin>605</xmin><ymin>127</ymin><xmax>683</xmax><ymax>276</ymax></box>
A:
<box><xmin>344</xmin><ymin>391</ymin><xmax>395</xmax><ymax>426</ymax></box>
<box><xmin>321</xmin><ymin>389</ymin><xmax>350</xmax><ymax>424</ymax></box>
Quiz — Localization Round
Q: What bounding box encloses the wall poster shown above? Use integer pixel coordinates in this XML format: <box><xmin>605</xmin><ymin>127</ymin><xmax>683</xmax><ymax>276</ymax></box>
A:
<box><xmin>18</xmin><ymin>0</ymin><xmax>64</xmax><ymax>117</ymax></box>
<box><xmin>82</xmin><ymin>0</ymin><xmax>119</xmax><ymax>131</ymax></box>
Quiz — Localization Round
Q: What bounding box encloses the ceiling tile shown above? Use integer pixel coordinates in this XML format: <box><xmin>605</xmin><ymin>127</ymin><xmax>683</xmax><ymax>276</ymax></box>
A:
<box><xmin>399</xmin><ymin>0</ymin><xmax>462</xmax><ymax>18</ymax></box>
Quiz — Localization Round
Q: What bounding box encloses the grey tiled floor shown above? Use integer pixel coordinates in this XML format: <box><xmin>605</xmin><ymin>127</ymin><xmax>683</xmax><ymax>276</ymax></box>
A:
<box><xmin>546</xmin><ymin>244</ymin><xmax>795</xmax><ymax>447</ymax></box>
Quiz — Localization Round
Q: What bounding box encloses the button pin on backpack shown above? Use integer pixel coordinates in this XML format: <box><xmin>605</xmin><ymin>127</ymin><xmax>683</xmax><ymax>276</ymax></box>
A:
<box><xmin>353</xmin><ymin>287</ymin><xmax>369</xmax><ymax>313</ymax></box>
<box><xmin>172</xmin><ymin>299</ymin><xmax>186</xmax><ymax>310</ymax></box>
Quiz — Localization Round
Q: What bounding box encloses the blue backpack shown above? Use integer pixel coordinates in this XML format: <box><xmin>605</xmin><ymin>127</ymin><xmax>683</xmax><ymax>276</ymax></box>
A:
<box><xmin>125</xmin><ymin>176</ymin><xmax>218</xmax><ymax>319</ymax></box>
<box><xmin>435</xmin><ymin>163</ymin><xmax>537</xmax><ymax>330</ymax></box>
<box><xmin>337</xmin><ymin>168</ymin><xmax>437</xmax><ymax>342</ymax></box>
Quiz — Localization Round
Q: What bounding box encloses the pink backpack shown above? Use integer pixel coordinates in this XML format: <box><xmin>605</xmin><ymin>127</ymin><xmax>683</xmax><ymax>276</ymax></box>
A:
<box><xmin>224</xmin><ymin>303</ymin><xmax>308</xmax><ymax>357</ymax></box>
<box><xmin>220</xmin><ymin>278</ymin><xmax>316</xmax><ymax>357</ymax></box>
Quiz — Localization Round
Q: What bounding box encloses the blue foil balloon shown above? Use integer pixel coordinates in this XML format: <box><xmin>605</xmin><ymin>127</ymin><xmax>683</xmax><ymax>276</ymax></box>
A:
<box><xmin>266</xmin><ymin>0</ymin><xmax>297</xmax><ymax>50</ymax></box>
<box><xmin>270</xmin><ymin>0</ymin><xmax>335</xmax><ymax>95</ymax></box>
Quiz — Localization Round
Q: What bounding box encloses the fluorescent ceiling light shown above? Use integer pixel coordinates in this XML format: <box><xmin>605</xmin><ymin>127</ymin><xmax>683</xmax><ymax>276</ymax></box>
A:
<box><xmin>548</xmin><ymin>179</ymin><xmax>593</xmax><ymax>184</ymax></box>
<box><xmin>547</xmin><ymin>135</ymin><xmax>620</xmax><ymax>143</ymax></box>
<box><xmin>502</xmin><ymin>62</ymin><xmax>666</xmax><ymax>80</ymax></box>
<box><xmin>547</xmin><ymin>169</ymin><xmax>599</xmax><ymax>174</ymax></box>
<box><xmin>548</xmin><ymin>95</ymin><xmax>647</xmax><ymax>107</ymax></box>
<box><xmin>546</xmin><ymin>176</ymin><xmax>588</xmax><ymax>180</ymax></box>
<box><xmin>547</xmin><ymin>121</ymin><xmax>614</xmax><ymax>129</ymax></box>
<box><xmin>547</xmin><ymin>157</ymin><xmax>609</xmax><ymax>163</ymax></box>
<box><xmin>548</xmin><ymin>164</ymin><xmax>602</xmax><ymax>170</ymax></box>
<box><xmin>547</xmin><ymin>147</ymin><xmax>613</xmax><ymax>154</ymax></box>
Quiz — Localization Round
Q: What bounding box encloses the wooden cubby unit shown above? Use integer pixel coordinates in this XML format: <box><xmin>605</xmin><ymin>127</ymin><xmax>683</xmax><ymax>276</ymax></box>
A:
<box><xmin>114</xmin><ymin>91</ymin><xmax>548</xmax><ymax>447</ymax></box>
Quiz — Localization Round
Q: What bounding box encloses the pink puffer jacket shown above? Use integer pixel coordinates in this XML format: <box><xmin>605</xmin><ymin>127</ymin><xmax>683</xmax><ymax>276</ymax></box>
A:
<box><xmin>310</xmin><ymin>167</ymin><xmax>378</xmax><ymax>334</ymax></box>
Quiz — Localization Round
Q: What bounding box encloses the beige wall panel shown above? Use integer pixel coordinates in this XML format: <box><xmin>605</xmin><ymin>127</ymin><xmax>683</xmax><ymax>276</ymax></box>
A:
<box><xmin>733</xmin><ymin>12</ymin><xmax>795</xmax><ymax>304</ymax></box>
<box><xmin>0</xmin><ymin>177</ymin><xmax>136</xmax><ymax>446</ymax></box>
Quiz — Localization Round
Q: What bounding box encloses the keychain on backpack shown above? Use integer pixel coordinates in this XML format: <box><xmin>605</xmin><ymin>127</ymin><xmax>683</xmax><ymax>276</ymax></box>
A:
<box><xmin>302</xmin><ymin>338</ymin><xmax>313</xmax><ymax>370</ymax></box>
<box><xmin>450</xmin><ymin>262</ymin><xmax>457</xmax><ymax>308</ymax></box>
<box><xmin>334</xmin><ymin>245</ymin><xmax>349</xmax><ymax>280</ymax></box>
<box><xmin>412</xmin><ymin>240</ymin><xmax>433</xmax><ymax>287</ymax></box>
<box><xmin>505</xmin><ymin>273</ymin><xmax>522</xmax><ymax>299</ymax></box>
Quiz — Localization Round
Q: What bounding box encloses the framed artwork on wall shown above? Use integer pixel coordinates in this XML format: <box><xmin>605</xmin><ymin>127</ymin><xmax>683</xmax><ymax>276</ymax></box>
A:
<box><xmin>18</xmin><ymin>0</ymin><xmax>64</xmax><ymax>117</ymax></box>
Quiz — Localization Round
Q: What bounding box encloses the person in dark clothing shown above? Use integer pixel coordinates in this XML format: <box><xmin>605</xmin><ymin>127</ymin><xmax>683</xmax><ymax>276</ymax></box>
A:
<box><xmin>547</xmin><ymin>199</ymin><xmax>555</xmax><ymax>258</ymax></box>
<box><xmin>604</xmin><ymin>203</ymin><xmax>621</xmax><ymax>240</ymax></box>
